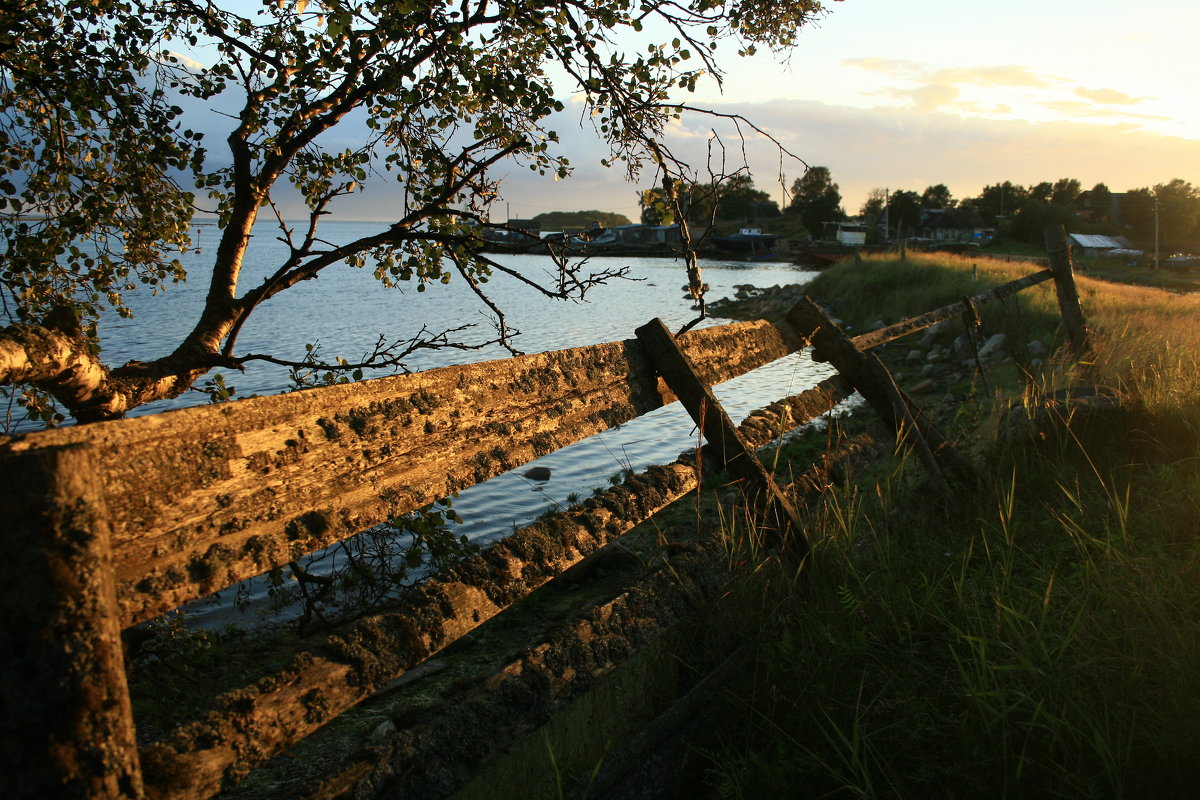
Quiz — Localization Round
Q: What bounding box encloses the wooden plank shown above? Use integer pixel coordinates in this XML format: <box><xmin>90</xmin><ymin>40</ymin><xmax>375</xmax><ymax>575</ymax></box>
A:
<box><xmin>0</xmin><ymin>446</ymin><xmax>143</xmax><ymax>800</ymax></box>
<box><xmin>0</xmin><ymin>320</ymin><xmax>791</xmax><ymax>626</ymax></box>
<box><xmin>136</xmin><ymin>378</ymin><xmax>849</xmax><ymax>800</ymax></box>
<box><xmin>1043</xmin><ymin>224</ymin><xmax>1091</xmax><ymax>359</ymax></box>
<box><xmin>295</xmin><ymin>536</ymin><xmax>731</xmax><ymax>800</ymax></box>
<box><xmin>635</xmin><ymin>318</ymin><xmax>805</xmax><ymax>547</ymax></box>
<box><xmin>848</xmin><ymin>268</ymin><xmax>1053</xmax><ymax>352</ymax></box>
<box><xmin>788</xmin><ymin>298</ymin><xmax>970</xmax><ymax>483</ymax></box>
<box><xmin>734</xmin><ymin>375</ymin><xmax>854</xmax><ymax>448</ymax></box>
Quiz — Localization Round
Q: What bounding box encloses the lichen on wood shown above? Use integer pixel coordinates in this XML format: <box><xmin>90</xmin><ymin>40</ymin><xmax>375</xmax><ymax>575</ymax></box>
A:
<box><xmin>1</xmin><ymin>320</ymin><xmax>790</xmax><ymax>626</ymax></box>
<box><xmin>132</xmin><ymin>375</ymin><xmax>835</xmax><ymax>799</ymax></box>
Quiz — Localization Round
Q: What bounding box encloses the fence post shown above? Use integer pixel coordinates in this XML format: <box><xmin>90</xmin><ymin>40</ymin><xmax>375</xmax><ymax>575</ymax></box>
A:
<box><xmin>787</xmin><ymin>298</ymin><xmax>970</xmax><ymax>487</ymax></box>
<box><xmin>635</xmin><ymin>318</ymin><xmax>807</xmax><ymax>550</ymax></box>
<box><xmin>0</xmin><ymin>445</ymin><xmax>144</xmax><ymax>800</ymax></box>
<box><xmin>1043</xmin><ymin>224</ymin><xmax>1090</xmax><ymax>359</ymax></box>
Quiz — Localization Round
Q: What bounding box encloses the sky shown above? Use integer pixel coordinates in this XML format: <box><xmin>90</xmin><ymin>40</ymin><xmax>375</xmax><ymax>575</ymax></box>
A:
<box><xmin>481</xmin><ymin>0</ymin><xmax>1200</xmax><ymax>222</ymax></box>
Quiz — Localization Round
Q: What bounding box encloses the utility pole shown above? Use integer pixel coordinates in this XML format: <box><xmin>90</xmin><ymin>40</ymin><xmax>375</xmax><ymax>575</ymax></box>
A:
<box><xmin>1154</xmin><ymin>191</ymin><xmax>1160</xmax><ymax>270</ymax></box>
<box><xmin>882</xmin><ymin>187</ymin><xmax>889</xmax><ymax>243</ymax></box>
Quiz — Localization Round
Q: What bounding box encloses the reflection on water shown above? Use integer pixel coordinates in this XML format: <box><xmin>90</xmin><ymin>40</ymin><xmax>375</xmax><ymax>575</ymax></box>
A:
<box><xmin>100</xmin><ymin>221</ymin><xmax>820</xmax><ymax>415</ymax></box>
<box><xmin>456</xmin><ymin>350</ymin><xmax>839</xmax><ymax>547</ymax></box>
<box><xmin>93</xmin><ymin>222</ymin><xmax>846</xmax><ymax>627</ymax></box>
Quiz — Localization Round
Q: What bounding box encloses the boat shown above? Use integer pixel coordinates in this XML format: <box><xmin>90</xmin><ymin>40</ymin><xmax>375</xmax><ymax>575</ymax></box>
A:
<box><xmin>708</xmin><ymin>227</ymin><xmax>779</xmax><ymax>259</ymax></box>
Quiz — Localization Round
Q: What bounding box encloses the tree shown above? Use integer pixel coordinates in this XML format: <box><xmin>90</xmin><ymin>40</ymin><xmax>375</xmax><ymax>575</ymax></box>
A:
<box><xmin>966</xmin><ymin>182</ymin><xmax>1028</xmax><ymax>224</ymax></box>
<box><xmin>920</xmin><ymin>184</ymin><xmax>954</xmax><ymax>209</ymax></box>
<box><xmin>787</xmin><ymin>166</ymin><xmax>845</xmax><ymax>237</ymax></box>
<box><xmin>639</xmin><ymin>187</ymin><xmax>674</xmax><ymax>225</ymax></box>
<box><xmin>858</xmin><ymin>188</ymin><xmax>918</xmax><ymax>239</ymax></box>
<box><xmin>640</xmin><ymin>180</ymin><xmax>712</xmax><ymax>226</ymax></box>
<box><xmin>533</xmin><ymin>210</ymin><xmax>631</xmax><ymax>231</ymax></box>
<box><xmin>709</xmin><ymin>174</ymin><xmax>778</xmax><ymax>221</ymax></box>
<box><xmin>1050</xmin><ymin>178</ymin><xmax>1082</xmax><ymax>208</ymax></box>
<box><xmin>1120</xmin><ymin>187</ymin><xmax>1157</xmax><ymax>242</ymax></box>
<box><xmin>0</xmin><ymin>0</ymin><xmax>832</xmax><ymax>424</ymax></box>
<box><xmin>1011</xmin><ymin>199</ymin><xmax>1075</xmax><ymax>245</ymax></box>
<box><xmin>1082</xmin><ymin>182</ymin><xmax>1113</xmax><ymax>222</ymax></box>
<box><xmin>1028</xmin><ymin>181</ymin><xmax>1054</xmax><ymax>205</ymax></box>
<box><xmin>1153</xmin><ymin>179</ymin><xmax>1200</xmax><ymax>250</ymax></box>
<box><xmin>859</xmin><ymin>188</ymin><xmax>887</xmax><ymax>220</ymax></box>
<box><xmin>888</xmin><ymin>190</ymin><xmax>922</xmax><ymax>233</ymax></box>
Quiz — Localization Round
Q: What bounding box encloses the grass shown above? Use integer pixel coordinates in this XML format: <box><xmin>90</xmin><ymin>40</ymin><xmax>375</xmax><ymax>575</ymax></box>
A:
<box><xmin>1077</xmin><ymin>258</ymin><xmax>1200</xmax><ymax>294</ymax></box>
<box><xmin>693</xmin><ymin>251</ymin><xmax>1200</xmax><ymax>798</ymax></box>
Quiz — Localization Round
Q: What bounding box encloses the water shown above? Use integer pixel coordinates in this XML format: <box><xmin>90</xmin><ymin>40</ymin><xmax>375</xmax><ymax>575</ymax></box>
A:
<box><xmin>87</xmin><ymin>221</ymin><xmax>847</xmax><ymax>625</ymax></box>
<box><xmin>100</xmin><ymin>221</ymin><xmax>821</xmax><ymax>411</ymax></box>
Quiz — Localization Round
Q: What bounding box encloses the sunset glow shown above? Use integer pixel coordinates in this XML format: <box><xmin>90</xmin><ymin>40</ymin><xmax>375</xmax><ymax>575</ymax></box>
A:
<box><xmin>494</xmin><ymin>0</ymin><xmax>1200</xmax><ymax>220</ymax></box>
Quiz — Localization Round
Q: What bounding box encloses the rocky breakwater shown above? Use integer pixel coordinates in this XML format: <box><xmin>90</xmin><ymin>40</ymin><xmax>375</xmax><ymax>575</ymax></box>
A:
<box><xmin>706</xmin><ymin>283</ymin><xmax>809</xmax><ymax>323</ymax></box>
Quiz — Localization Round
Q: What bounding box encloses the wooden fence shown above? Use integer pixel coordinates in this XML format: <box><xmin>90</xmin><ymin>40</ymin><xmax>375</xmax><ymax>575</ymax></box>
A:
<box><xmin>0</xmin><ymin>226</ymin><xmax>1087</xmax><ymax>800</ymax></box>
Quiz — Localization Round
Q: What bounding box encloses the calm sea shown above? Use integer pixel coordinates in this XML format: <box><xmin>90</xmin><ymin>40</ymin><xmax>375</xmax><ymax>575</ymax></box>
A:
<box><xmin>92</xmin><ymin>221</ymin><xmax>846</xmax><ymax>624</ymax></box>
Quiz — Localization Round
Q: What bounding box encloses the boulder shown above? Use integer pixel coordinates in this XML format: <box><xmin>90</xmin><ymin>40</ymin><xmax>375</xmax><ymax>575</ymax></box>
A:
<box><xmin>977</xmin><ymin>333</ymin><xmax>1009</xmax><ymax>358</ymax></box>
<box><xmin>523</xmin><ymin>466</ymin><xmax>552</xmax><ymax>482</ymax></box>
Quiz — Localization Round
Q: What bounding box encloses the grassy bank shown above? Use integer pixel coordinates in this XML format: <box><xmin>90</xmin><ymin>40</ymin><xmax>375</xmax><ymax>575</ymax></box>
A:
<box><xmin>1077</xmin><ymin>258</ymin><xmax>1200</xmax><ymax>295</ymax></box>
<box><xmin>699</xmin><ymin>252</ymin><xmax>1200</xmax><ymax>798</ymax></box>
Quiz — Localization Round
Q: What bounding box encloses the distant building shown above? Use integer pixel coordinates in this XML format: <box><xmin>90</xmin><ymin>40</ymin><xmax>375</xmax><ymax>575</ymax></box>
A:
<box><xmin>833</xmin><ymin>222</ymin><xmax>867</xmax><ymax>245</ymax></box>
<box><xmin>644</xmin><ymin>225</ymin><xmax>682</xmax><ymax>245</ymax></box>
<box><xmin>585</xmin><ymin>224</ymin><xmax>647</xmax><ymax>245</ymax></box>
<box><xmin>484</xmin><ymin>218</ymin><xmax>541</xmax><ymax>245</ymax></box>
<box><xmin>917</xmin><ymin>209</ymin><xmax>995</xmax><ymax>243</ymax></box>
<box><xmin>506</xmin><ymin>218</ymin><xmax>540</xmax><ymax>235</ymax></box>
<box><xmin>1066</xmin><ymin>233</ymin><xmax>1143</xmax><ymax>259</ymax></box>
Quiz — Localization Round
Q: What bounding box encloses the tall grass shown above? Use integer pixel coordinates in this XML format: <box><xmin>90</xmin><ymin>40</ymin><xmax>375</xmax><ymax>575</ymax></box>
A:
<box><xmin>1075</xmin><ymin>275</ymin><xmax>1200</xmax><ymax>457</ymax></box>
<box><xmin>702</xmin><ymin>252</ymin><xmax>1200</xmax><ymax>798</ymax></box>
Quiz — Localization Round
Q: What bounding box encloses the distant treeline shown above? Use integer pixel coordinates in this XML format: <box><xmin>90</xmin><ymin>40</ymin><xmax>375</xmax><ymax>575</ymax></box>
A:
<box><xmin>636</xmin><ymin>170</ymin><xmax>1200</xmax><ymax>250</ymax></box>
<box><xmin>532</xmin><ymin>210</ymin><xmax>632</xmax><ymax>231</ymax></box>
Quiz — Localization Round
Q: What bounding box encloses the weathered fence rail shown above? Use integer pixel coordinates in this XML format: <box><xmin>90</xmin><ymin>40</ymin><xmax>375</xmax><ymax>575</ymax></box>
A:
<box><xmin>3</xmin><ymin>320</ymin><xmax>789</xmax><ymax>628</ymax></box>
<box><xmin>0</xmin><ymin>226</ymin><xmax>1087</xmax><ymax>800</ymax></box>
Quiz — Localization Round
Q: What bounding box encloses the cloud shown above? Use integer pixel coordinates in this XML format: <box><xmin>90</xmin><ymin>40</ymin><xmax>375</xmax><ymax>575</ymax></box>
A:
<box><xmin>644</xmin><ymin>99</ymin><xmax>1200</xmax><ymax>214</ymax></box>
<box><xmin>1074</xmin><ymin>87</ymin><xmax>1145</xmax><ymax>105</ymax></box>
<box><xmin>233</xmin><ymin>96</ymin><xmax>1199</xmax><ymax>225</ymax></box>
<box><xmin>838</xmin><ymin>57</ymin><xmax>1168</xmax><ymax>133</ymax></box>
<box><xmin>842</xmin><ymin>57</ymin><xmax>925</xmax><ymax>78</ymax></box>
<box><xmin>934</xmin><ymin>65</ymin><xmax>1051</xmax><ymax>88</ymax></box>
<box><xmin>846</xmin><ymin>59</ymin><xmax>1064</xmax><ymax>113</ymax></box>
<box><xmin>162</xmin><ymin>51</ymin><xmax>205</xmax><ymax>72</ymax></box>
<box><xmin>845</xmin><ymin>59</ymin><xmax>1052</xmax><ymax>90</ymax></box>
<box><xmin>1041</xmin><ymin>100</ymin><xmax>1169</xmax><ymax>121</ymax></box>
<box><xmin>904</xmin><ymin>83</ymin><xmax>960</xmax><ymax>112</ymax></box>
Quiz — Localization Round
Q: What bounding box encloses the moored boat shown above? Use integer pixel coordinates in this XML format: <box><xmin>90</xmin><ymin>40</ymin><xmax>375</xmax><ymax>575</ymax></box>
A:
<box><xmin>708</xmin><ymin>227</ymin><xmax>779</xmax><ymax>259</ymax></box>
